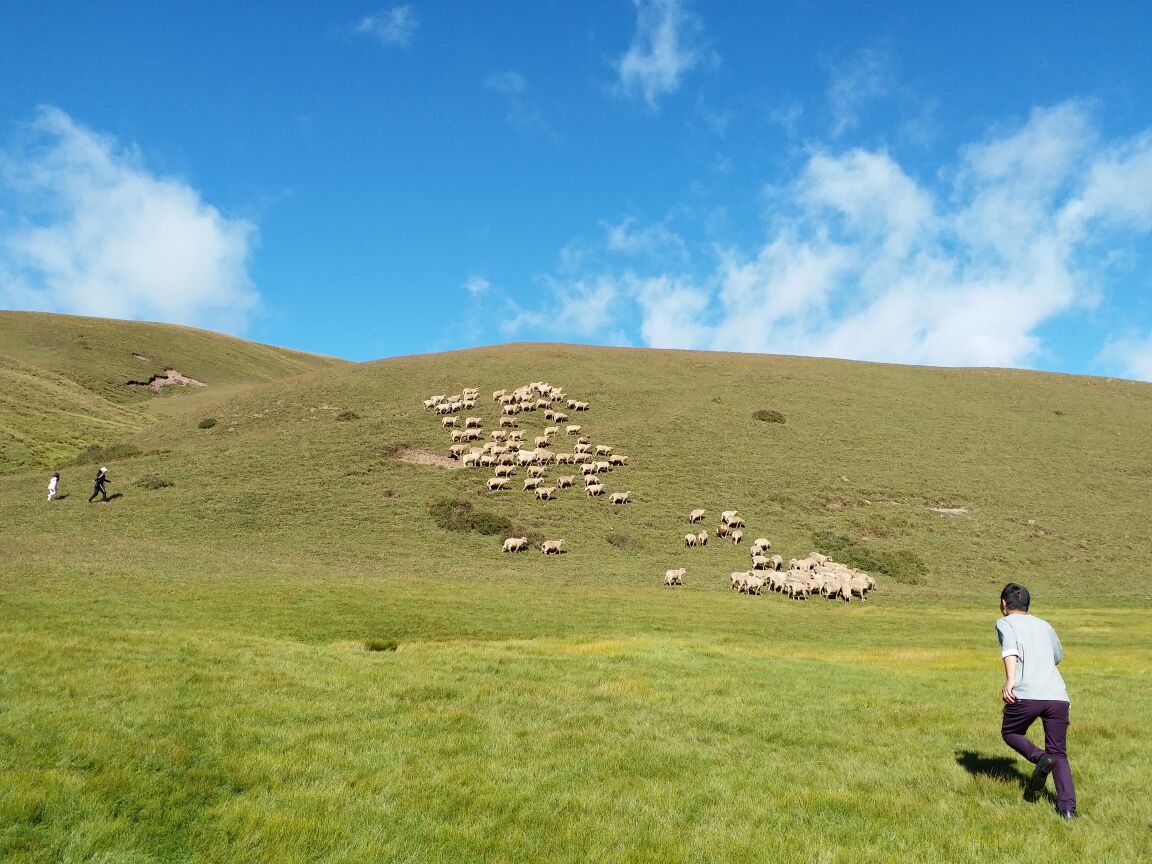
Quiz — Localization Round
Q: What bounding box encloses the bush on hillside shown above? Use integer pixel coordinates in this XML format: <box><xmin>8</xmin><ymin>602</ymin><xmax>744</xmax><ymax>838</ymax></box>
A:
<box><xmin>71</xmin><ymin>442</ymin><xmax>142</xmax><ymax>465</ymax></box>
<box><xmin>753</xmin><ymin>409</ymin><xmax>787</xmax><ymax>424</ymax></box>
<box><xmin>198</xmin><ymin>417</ymin><xmax>217</xmax><ymax>429</ymax></box>
<box><xmin>606</xmin><ymin>533</ymin><xmax>642</xmax><ymax>551</ymax></box>
<box><xmin>364</xmin><ymin>638</ymin><xmax>398</xmax><ymax>652</ymax></box>
<box><xmin>429</xmin><ymin>499</ymin><xmax>513</xmax><ymax>536</ymax></box>
<box><xmin>335</xmin><ymin>410</ymin><xmax>360</xmax><ymax>421</ymax></box>
<box><xmin>135</xmin><ymin>474</ymin><xmax>174</xmax><ymax>490</ymax></box>
<box><xmin>811</xmin><ymin>530</ymin><xmax>928</xmax><ymax>584</ymax></box>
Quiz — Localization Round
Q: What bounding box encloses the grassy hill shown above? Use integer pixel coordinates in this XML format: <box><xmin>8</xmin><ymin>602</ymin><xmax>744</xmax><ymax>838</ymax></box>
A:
<box><xmin>2</xmin><ymin>322</ymin><xmax>1150</xmax><ymax>862</ymax></box>
<box><xmin>0</xmin><ymin>310</ymin><xmax>346</xmax><ymax>472</ymax></box>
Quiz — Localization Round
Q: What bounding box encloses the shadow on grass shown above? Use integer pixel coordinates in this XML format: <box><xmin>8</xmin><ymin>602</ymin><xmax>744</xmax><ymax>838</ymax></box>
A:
<box><xmin>954</xmin><ymin>750</ymin><xmax>1057</xmax><ymax>804</ymax></box>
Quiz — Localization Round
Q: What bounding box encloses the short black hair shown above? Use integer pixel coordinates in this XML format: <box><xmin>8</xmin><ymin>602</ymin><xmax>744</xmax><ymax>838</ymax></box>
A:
<box><xmin>1001</xmin><ymin>583</ymin><xmax>1030</xmax><ymax>612</ymax></box>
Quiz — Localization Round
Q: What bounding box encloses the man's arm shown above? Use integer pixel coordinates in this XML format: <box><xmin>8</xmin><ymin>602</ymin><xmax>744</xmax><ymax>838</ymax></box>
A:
<box><xmin>1002</xmin><ymin>654</ymin><xmax>1018</xmax><ymax>704</ymax></box>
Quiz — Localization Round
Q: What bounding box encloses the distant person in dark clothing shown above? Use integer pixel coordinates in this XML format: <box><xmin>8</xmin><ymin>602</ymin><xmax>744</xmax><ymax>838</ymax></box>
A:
<box><xmin>88</xmin><ymin>467</ymin><xmax>110</xmax><ymax>503</ymax></box>
<box><xmin>48</xmin><ymin>472</ymin><xmax>60</xmax><ymax>501</ymax></box>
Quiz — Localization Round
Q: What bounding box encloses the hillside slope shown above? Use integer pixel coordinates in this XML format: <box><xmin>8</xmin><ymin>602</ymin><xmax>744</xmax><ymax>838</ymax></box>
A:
<box><xmin>0</xmin><ymin>311</ymin><xmax>346</xmax><ymax>472</ymax></box>
<box><xmin>5</xmin><ymin>338</ymin><xmax>1151</xmax><ymax>605</ymax></box>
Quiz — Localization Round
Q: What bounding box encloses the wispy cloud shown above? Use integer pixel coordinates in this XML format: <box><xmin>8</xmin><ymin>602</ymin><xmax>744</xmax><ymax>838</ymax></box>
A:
<box><xmin>615</xmin><ymin>0</ymin><xmax>706</xmax><ymax>109</ymax></box>
<box><xmin>1100</xmin><ymin>331</ymin><xmax>1152</xmax><ymax>381</ymax></box>
<box><xmin>825</xmin><ymin>45</ymin><xmax>894</xmax><ymax>138</ymax></box>
<box><xmin>488</xmin><ymin>102</ymin><xmax>1152</xmax><ymax>375</ymax></box>
<box><xmin>0</xmin><ymin>106</ymin><xmax>258</xmax><ymax>333</ymax></box>
<box><xmin>484</xmin><ymin>71</ymin><xmax>560</xmax><ymax>141</ymax></box>
<box><xmin>354</xmin><ymin>5</ymin><xmax>418</xmax><ymax>48</ymax></box>
<box><xmin>463</xmin><ymin>274</ymin><xmax>491</xmax><ymax>296</ymax></box>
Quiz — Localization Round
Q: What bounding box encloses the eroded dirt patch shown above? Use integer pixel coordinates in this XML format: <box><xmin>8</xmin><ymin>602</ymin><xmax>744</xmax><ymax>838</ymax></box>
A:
<box><xmin>127</xmin><ymin>369</ymin><xmax>207</xmax><ymax>391</ymax></box>
<box><xmin>391</xmin><ymin>447</ymin><xmax>462</xmax><ymax>469</ymax></box>
<box><xmin>929</xmin><ymin>506</ymin><xmax>968</xmax><ymax>515</ymax></box>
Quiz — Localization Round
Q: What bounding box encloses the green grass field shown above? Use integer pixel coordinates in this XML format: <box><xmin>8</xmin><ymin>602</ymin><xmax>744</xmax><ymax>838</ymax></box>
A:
<box><xmin>2</xmin><ymin>315</ymin><xmax>1150</xmax><ymax>862</ymax></box>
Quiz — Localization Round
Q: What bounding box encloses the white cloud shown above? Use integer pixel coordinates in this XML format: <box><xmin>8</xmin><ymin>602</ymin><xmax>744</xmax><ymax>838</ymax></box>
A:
<box><xmin>485</xmin><ymin>71</ymin><xmax>525</xmax><ymax>96</ymax></box>
<box><xmin>354</xmin><ymin>5</ymin><xmax>417</xmax><ymax>48</ymax></box>
<box><xmin>826</xmin><ymin>45</ymin><xmax>894</xmax><ymax>138</ymax></box>
<box><xmin>484</xmin><ymin>70</ymin><xmax>560</xmax><ymax>140</ymax></box>
<box><xmin>503</xmin><ymin>102</ymin><xmax>1152</xmax><ymax>373</ymax></box>
<box><xmin>615</xmin><ymin>0</ymin><xmax>704</xmax><ymax>108</ymax></box>
<box><xmin>464</xmin><ymin>274</ymin><xmax>491</xmax><ymax>296</ymax></box>
<box><xmin>0</xmin><ymin>106</ymin><xmax>258</xmax><ymax>332</ymax></box>
<box><xmin>1100</xmin><ymin>331</ymin><xmax>1152</xmax><ymax>381</ymax></box>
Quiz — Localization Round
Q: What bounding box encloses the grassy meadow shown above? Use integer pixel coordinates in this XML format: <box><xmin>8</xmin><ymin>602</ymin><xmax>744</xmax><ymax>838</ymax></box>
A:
<box><xmin>2</xmin><ymin>316</ymin><xmax>1151</xmax><ymax>862</ymax></box>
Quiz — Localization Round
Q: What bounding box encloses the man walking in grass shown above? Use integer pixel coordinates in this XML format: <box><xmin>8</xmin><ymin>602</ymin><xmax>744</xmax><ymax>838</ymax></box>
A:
<box><xmin>88</xmin><ymin>466</ymin><xmax>111</xmax><ymax>503</ymax></box>
<box><xmin>996</xmin><ymin>582</ymin><xmax>1076</xmax><ymax>819</ymax></box>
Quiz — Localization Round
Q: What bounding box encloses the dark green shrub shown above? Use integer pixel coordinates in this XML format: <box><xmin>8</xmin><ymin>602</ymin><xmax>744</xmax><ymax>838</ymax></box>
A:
<box><xmin>753</xmin><ymin>409</ymin><xmax>787</xmax><ymax>423</ymax></box>
<box><xmin>335</xmin><ymin>410</ymin><xmax>360</xmax><ymax>421</ymax></box>
<box><xmin>136</xmin><ymin>474</ymin><xmax>174</xmax><ymax>490</ymax></box>
<box><xmin>71</xmin><ymin>442</ymin><xmax>142</xmax><ymax>465</ymax></box>
<box><xmin>811</xmin><ymin>530</ymin><xmax>927</xmax><ymax>584</ymax></box>
<box><xmin>606</xmin><ymin>533</ymin><xmax>641</xmax><ymax>550</ymax></box>
<box><xmin>198</xmin><ymin>417</ymin><xmax>217</xmax><ymax>429</ymax></box>
<box><xmin>364</xmin><ymin>638</ymin><xmax>398</xmax><ymax>652</ymax></box>
<box><xmin>429</xmin><ymin>499</ymin><xmax>513</xmax><ymax>536</ymax></box>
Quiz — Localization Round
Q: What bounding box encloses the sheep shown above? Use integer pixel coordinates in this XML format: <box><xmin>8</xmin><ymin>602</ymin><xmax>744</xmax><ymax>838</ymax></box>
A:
<box><xmin>752</xmin><ymin>538</ymin><xmax>772</xmax><ymax>551</ymax></box>
<box><xmin>461</xmin><ymin>451</ymin><xmax>481</xmax><ymax>468</ymax></box>
<box><xmin>751</xmin><ymin>554</ymin><xmax>770</xmax><ymax>571</ymax></box>
<box><xmin>535</xmin><ymin>486</ymin><xmax>557</xmax><ymax>501</ymax></box>
<box><xmin>726</xmin><ymin>516</ymin><xmax>746</xmax><ymax>529</ymax></box>
<box><xmin>586</xmin><ymin>483</ymin><xmax>605</xmax><ymax>497</ymax></box>
<box><xmin>574</xmin><ymin>443</ymin><xmax>591</xmax><ymax>454</ymax></box>
<box><xmin>696</xmin><ymin>530</ymin><xmax>708</xmax><ymax>547</ymax></box>
<box><xmin>465</xmin><ymin>416</ymin><xmax>483</xmax><ymax>429</ymax></box>
<box><xmin>719</xmin><ymin>510</ymin><xmax>738</xmax><ymax>523</ymax></box>
<box><xmin>441</xmin><ymin>416</ymin><xmax>458</xmax><ymax>428</ymax></box>
<box><xmin>499</xmin><ymin>416</ymin><xmax>517</xmax><ymax>428</ymax></box>
<box><xmin>768</xmin><ymin>554</ymin><xmax>784</xmax><ymax>571</ymax></box>
<box><xmin>684</xmin><ymin>533</ymin><xmax>698</xmax><ymax>547</ymax></box>
<box><xmin>593</xmin><ymin>461</ymin><xmax>612</xmax><ymax>474</ymax></box>
<box><xmin>500</xmin><ymin>394</ymin><xmax>517</xmax><ymax>405</ymax></box>
<box><xmin>494</xmin><ymin>465</ymin><xmax>516</xmax><ymax>478</ymax></box>
<box><xmin>516</xmin><ymin>450</ymin><xmax>538</xmax><ymax>466</ymax></box>
<box><xmin>595</xmin><ymin>444</ymin><xmax>613</xmax><ymax>456</ymax></box>
<box><xmin>742</xmin><ymin>574</ymin><xmax>766</xmax><ymax>596</ymax></box>
<box><xmin>502</xmin><ymin>404</ymin><xmax>520</xmax><ymax>416</ymax></box>
<box><xmin>535</xmin><ymin>399</ymin><xmax>550</xmax><ymax>410</ymax></box>
<box><xmin>566</xmin><ymin>424</ymin><xmax>582</xmax><ymax>435</ymax></box>
<box><xmin>608</xmin><ymin>454</ymin><xmax>628</xmax><ymax>466</ymax></box>
<box><xmin>448</xmin><ymin>444</ymin><xmax>470</xmax><ymax>459</ymax></box>
<box><xmin>567</xmin><ymin>399</ymin><xmax>578</xmax><ymax>409</ymax></box>
<box><xmin>527</xmin><ymin>466</ymin><xmax>546</xmax><ymax>478</ymax></box>
<box><xmin>423</xmin><ymin>398</ymin><xmax>438</xmax><ymax>411</ymax></box>
<box><xmin>688</xmin><ymin>509</ymin><xmax>706</xmax><ymax>523</ymax></box>
<box><xmin>664</xmin><ymin>568</ymin><xmax>685</xmax><ymax>587</ymax></box>
<box><xmin>581</xmin><ymin>464</ymin><xmax>597</xmax><ymax>476</ymax></box>
<box><xmin>523</xmin><ymin>477</ymin><xmax>543</xmax><ymax>491</ymax></box>
<box><xmin>502</xmin><ymin>536</ymin><xmax>528</xmax><ymax>553</ymax></box>
<box><xmin>507</xmin><ymin>431</ymin><xmax>525</xmax><ymax>442</ymax></box>
<box><xmin>463</xmin><ymin>429</ymin><xmax>482</xmax><ymax>441</ymax></box>
<box><xmin>487</xmin><ymin>477</ymin><xmax>509</xmax><ymax>491</ymax></box>
<box><xmin>492</xmin><ymin>389</ymin><xmax>507</xmax><ymax>402</ymax></box>
<box><xmin>449</xmin><ymin>401</ymin><xmax>463</xmax><ymax>413</ymax></box>
<box><xmin>544</xmin><ymin>409</ymin><xmax>556</xmax><ymax>421</ymax></box>
<box><xmin>553</xmin><ymin>412</ymin><xmax>568</xmax><ymax>423</ymax></box>
<box><xmin>730</xmin><ymin>530</ymin><xmax>743</xmax><ymax>545</ymax></box>
<box><xmin>783</xmin><ymin>579</ymin><xmax>811</xmax><ymax>600</ymax></box>
<box><xmin>534</xmin><ymin>436</ymin><xmax>550</xmax><ymax>448</ymax></box>
<box><xmin>577</xmin><ymin>436</ymin><xmax>590</xmax><ymax>445</ymax></box>
<box><xmin>556</xmin><ymin>475</ymin><xmax>575</xmax><ymax>489</ymax></box>
<box><xmin>730</xmin><ymin>571</ymin><xmax>749</xmax><ymax>591</ymax></box>
<box><xmin>573</xmin><ymin>453</ymin><xmax>591</xmax><ymax>464</ymax></box>
<box><xmin>541</xmin><ymin>539</ymin><xmax>566</xmax><ymax>555</ymax></box>
<box><xmin>573</xmin><ymin>401</ymin><xmax>589</xmax><ymax>411</ymax></box>
<box><xmin>436</xmin><ymin>403</ymin><xmax>453</xmax><ymax>415</ymax></box>
<box><xmin>555</xmin><ymin>453</ymin><xmax>574</xmax><ymax>464</ymax></box>
<box><xmin>715</xmin><ymin>523</ymin><xmax>731</xmax><ymax>539</ymax></box>
<box><xmin>610</xmin><ymin>491</ymin><xmax>632</xmax><ymax>505</ymax></box>
<box><xmin>479</xmin><ymin>454</ymin><xmax>495</xmax><ymax>467</ymax></box>
<box><xmin>584</xmin><ymin>474</ymin><xmax>600</xmax><ymax>486</ymax></box>
<box><xmin>462</xmin><ymin>400</ymin><xmax>476</xmax><ymax>410</ymax></box>
<box><xmin>498</xmin><ymin>453</ymin><xmax>517</xmax><ymax>466</ymax></box>
<box><xmin>536</xmin><ymin>451</ymin><xmax>556</xmax><ymax>465</ymax></box>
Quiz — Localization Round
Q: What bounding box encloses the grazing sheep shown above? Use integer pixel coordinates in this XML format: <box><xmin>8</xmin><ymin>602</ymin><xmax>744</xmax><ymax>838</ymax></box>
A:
<box><xmin>566</xmin><ymin>399</ymin><xmax>578</xmax><ymax>409</ymax></box>
<box><xmin>461</xmin><ymin>451</ymin><xmax>481</xmax><ymax>468</ymax></box>
<box><xmin>574</xmin><ymin>401</ymin><xmax>589</xmax><ymax>411</ymax></box>
<box><xmin>586</xmin><ymin>483</ymin><xmax>605</xmax><ymax>497</ymax></box>
<box><xmin>751</xmin><ymin>554</ymin><xmax>770</xmax><ymax>571</ymax></box>
<box><xmin>465</xmin><ymin>416</ymin><xmax>483</xmax><ymax>429</ymax></box>
<box><xmin>574</xmin><ymin>443</ymin><xmax>591</xmax><ymax>454</ymax></box>
<box><xmin>490</xmin><ymin>430</ymin><xmax>507</xmax><ymax>441</ymax></box>
<box><xmin>730</xmin><ymin>571</ymin><xmax>749</xmax><ymax>591</ymax></box>
<box><xmin>715</xmin><ymin>523</ymin><xmax>731</xmax><ymax>539</ymax></box>
<box><xmin>557</xmin><ymin>475</ymin><xmax>575</xmax><ymax>489</ymax></box>
<box><xmin>608</xmin><ymin>454</ymin><xmax>628</xmax><ymax>466</ymax></box>
<box><xmin>487</xmin><ymin>477</ymin><xmax>509</xmax><ymax>491</ymax></box>
<box><xmin>535</xmin><ymin>486</ymin><xmax>557</xmax><ymax>501</ymax></box>
<box><xmin>688</xmin><ymin>509</ymin><xmax>706</xmax><ymax>523</ymax></box>
<box><xmin>573</xmin><ymin>453</ymin><xmax>591</xmax><ymax>464</ymax></box>
<box><xmin>769</xmin><ymin>554</ymin><xmax>784</xmax><ymax>571</ymax></box>
<box><xmin>577</xmin><ymin>436</ymin><xmax>590</xmax><ymax>445</ymax></box>
<box><xmin>492</xmin><ymin>389</ymin><xmax>507</xmax><ymax>402</ymax></box>
<box><xmin>696</xmin><ymin>530</ymin><xmax>708</xmax><ymax>547</ymax></box>
<box><xmin>664</xmin><ymin>568</ymin><xmax>685</xmax><ymax>587</ymax></box>
<box><xmin>684</xmin><ymin>533</ymin><xmax>698</xmax><ymax>547</ymax></box>
<box><xmin>507</xmin><ymin>431</ymin><xmax>525</xmax><ymax>442</ymax></box>
<box><xmin>423</xmin><ymin>398</ymin><xmax>438</xmax><ymax>411</ymax></box>
<box><xmin>553</xmin><ymin>413</ymin><xmax>568</xmax><ymax>423</ymax></box>
<box><xmin>534</xmin><ymin>436</ymin><xmax>550</xmax><ymax>448</ymax></box>
<box><xmin>516</xmin><ymin>450</ymin><xmax>538</xmax><ymax>466</ymax></box>
<box><xmin>581</xmin><ymin>464</ymin><xmax>597</xmax><ymax>476</ymax></box>
<box><xmin>544</xmin><ymin>426</ymin><xmax>559</xmax><ymax>437</ymax></box>
<box><xmin>566</xmin><ymin>424</ymin><xmax>582</xmax><ymax>435</ymax></box>
<box><xmin>727</xmin><ymin>516</ymin><xmax>746</xmax><ymax>529</ymax></box>
<box><xmin>523</xmin><ymin>477</ymin><xmax>543</xmax><ymax>491</ymax></box>
<box><xmin>720</xmin><ymin>510</ymin><xmax>738</xmax><ymax>524</ymax></box>
<box><xmin>555</xmin><ymin>453</ymin><xmax>574</xmax><ymax>464</ymax></box>
<box><xmin>593</xmin><ymin>461</ymin><xmax>611</xmax><ymax>473</ymax></box>
<box><xmin>502</xmin><ymin>536</ymin><xmax>528</xmax><ymax>553</ymax></box>
<box><xmin>436</xmin><ymin>403</ymin><xmax>453</xmax><ymax>415</ymax></box>
<box><xmin>499</xmin><ymin>416</ymin><xmax>516</xmax><ymax>428</ymax></box>
<box><xmin>442</xmin><ymin>416</ymin><xmax>459</xmax><ymax>428</ymax></box>
<box><xmin>742</xmin><ymin>574</ymin><xmax>766</xmax><ymax>596</ymax></box>
<box><xmin>610</xmin><ymin>491</ymin><xmax>632</xmax><ymax>504</ymax></box>
<box><xmin>541</xmin><ymin>539</ymin><xmax>566</xmax><ymax>555</ymax></box>
<box><xmin>584</xmin><ymin>475</ymin><xmax>600</xmax><ymax>486</ymax></box>
<box><xmin>536</xmin><ymin>451</ymin><xmax>556</xmax><ymax>465</ymax></box>
<box><xmin>730</xmin><ymin>530</ymin><xmax>743</xmax><ymax>545</ymax></box>
<box><xmin>527</xmin><ymin>466</ymin><xmax>546</xmax><ymax>478</ymax></box>
<box><xmin>595</xmin><ymin>444</ymin><xmax>613</xmax><ymax>456</ymax></box>
<box><xmin>494</xmin><ymin>465</ymin><xmax>516</xmax><ymax>478</ymax></box>
<box><xmin>479</xmin><ymin>454</ymin><xmax>495</xmax><ymax>467</ymax></box>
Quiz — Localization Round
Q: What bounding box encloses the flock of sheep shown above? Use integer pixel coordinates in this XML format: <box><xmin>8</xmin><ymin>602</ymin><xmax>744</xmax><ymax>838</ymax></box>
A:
<box><xmin>422</xmin><ymin>381</ymin><xmax>632</xmax><ymax>555</ymax></box>
<box><xmin>421</xmin><ymin>383</ymin><xmax>878</xmax><ymax>601</ymax></box>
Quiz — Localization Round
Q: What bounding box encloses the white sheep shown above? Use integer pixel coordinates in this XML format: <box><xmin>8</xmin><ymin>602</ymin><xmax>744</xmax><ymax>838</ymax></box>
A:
<box><xmin>544</xmin><ymin>426</ymin><xmax>559</xmax><ymax>437</ymax></box>
<box><xmin>719</xmin><ymin>510</ymin><xmax>738</xmax><ymax>523</ymax></box>
<box><xmin>742</xmin><ymin>575</ymin><xmax>766</xmax><ymax>595</ymax></box>
<box><xmin>684</xmin><ymin>533</ymin><xmax>698</xmax><ymax>547</ymax></box>
<box><xmin>696</xmin><ymin>530</ymin><xmax>708</xmax><ymax>547</ymax></box>
<box><xmin>526</xmin><ymin>466</ymin><xmax>546</xmax><ymax>478</ymax></box>
<box><xmin>557</xmin><ymin>475</ymin><xmax>575</xmax><ymax>489</ymax></box>
<box><xmin>566</xmin><ymin>424</ymin><xmax>582</xmax><ymax>435</ymax></box>
<box><xmin>664</xmin><ymin>568</ymin><xmax>685</xmax><ymax>587</ymax></box>
<box><xmin>465</xmin><ymin>416</ymin><xmax>483</xmax><ymax>429</ymax></box>
<box><xmin>541</xmin><ymin>539</ymin><xmax>566</xmax><ymax>554</ymax></box>
<box><xmin>574</xmin><ymin>443</ymin><xmax>591</xmax><ymax>454</ymax></box>
<box><xmin>586</xmin><ymin>483</ymin><xmax>605</xmax><ymax>497</ymax></box>
<box><xmin>499</xmin><ymin>416</ymin><xmax>517</xmax><ymax>428</ymax></box>
<box><xmin>688</xmin><ymin>509</ymin><xmax>706</xmax><ymax>523</ymax></box>
<box><xmin>595</xmin><ymin>444</ymin><xmax>613</xmax><ymax>456</ymax></box>
<box><xmin>523</xmin><ymin>477</ymin><xmax>543</xmax><ymax>491</ymax></box>
<box><xmin>461</xmin><ymin>451</ymin><xmax>481</xmax><ymax>468</ymax></box>
<box><xmin>584</xmin><ymin>475</ymin><xmax>600</xmax><ymax>486</ymax></box>
<box><xmin>534</xmin><ymin>436</ymin><xmax>550</xmax><ymax>448</ymax></box>
<box><xmin>494</xmin><ymin>465</ymin><xmax>516</xmax><ymax>478</ymax></box>
<box><xmin>487</xmin><ymin>477</ymin><xmax>509</xmax><ymax>491</ymax></box>
<box><xmin>553</xmin><ymin>412</ymin><xmax>569</xmax><ymax>423</ymax></box>
<box><xmin>536</xmin><ymin>451</ymin><xmax>556</xmax><ymax>465</ymax></box>
<box><xmin>730</xmin><ymin>530</ymin><xmax>743</xmax><ymax>545</ymax></box>
<box><xmin>769</xmin><ymin>554</ymin><xmax>784</xmax><ymax>571</ymax></box>
<box><xmin>555</xmin><ymin>453</ymin><xmax>574</xmax><ymax>464</ymax></box>
<box><xmin>448</xmin><ymin>444</ymin><xmax>469</xmax><ymax>459</ymax></box>
<box><xmin>581</xmin><ymin>464</ymin><xmax>597</xmax><ymax>476</ymax></box>
<box><xmin>535</xmin><ymin>486</ymin><xmax>557</xmax><ymax>501</ymax></box>
<box><xmin>753</xmin><ymin>538</ymin><xmax>771</xmax><ymax>551</ymax></box>
<box><xmin>492</xmin><ymin>389</ymin><xmax>506</xmax><ymax>402</ymax></box>
<box><xmin>608</xmin><ymin>454</ymin><xmax>628</xmax><ymax>466</ymax></box>
<box><xmin>502</xmin><ymin>536</ymin><xmax>528</xmax><ymax>553</ymax></box>
<box><xmin>751</xmin><ymin>554</ymin><xmax>770</xmax><ymax>570</ymax></box>
<box><xmin>610</xmin><ymin>491</ymin><xmax>632</xmax><ymax>504</ymax></box>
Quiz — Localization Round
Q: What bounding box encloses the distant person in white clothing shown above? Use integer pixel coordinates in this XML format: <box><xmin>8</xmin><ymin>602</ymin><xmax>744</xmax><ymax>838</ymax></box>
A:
<box><xmin>47</xmin><ymin>472</ymin><xmax>59</xmax><ymax>501</ymax></box>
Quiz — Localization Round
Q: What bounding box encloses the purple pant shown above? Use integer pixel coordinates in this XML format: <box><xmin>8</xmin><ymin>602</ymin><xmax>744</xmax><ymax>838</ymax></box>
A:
<box><xmin>1001</xmin><ymin>699</ymin><xmax>1076</xmax><ymax>813</ymax></box>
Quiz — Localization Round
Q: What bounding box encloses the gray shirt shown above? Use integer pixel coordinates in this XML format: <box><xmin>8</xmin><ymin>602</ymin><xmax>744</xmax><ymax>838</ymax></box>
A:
<box><xmin>996</xmin><ymin>613</ymin><xmax>1069</xmax><ymax>703</ymax></box>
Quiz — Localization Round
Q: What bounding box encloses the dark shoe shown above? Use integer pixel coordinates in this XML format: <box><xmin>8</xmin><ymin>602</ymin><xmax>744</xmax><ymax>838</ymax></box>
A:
<box><xmin>1059</xmin><ymin>809</ymin><xmax>1076</xmax><ymax>820</ymax></box>
<box><xmin>1024</xmin><ymin>754</ymin><xmax>1055</xmax><ymax>802</ymax></box>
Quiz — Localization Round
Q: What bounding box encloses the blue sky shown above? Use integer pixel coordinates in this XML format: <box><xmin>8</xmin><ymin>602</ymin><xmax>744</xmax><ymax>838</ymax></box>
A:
<box><xmin>3</xmin><ymin>1</ymin><xmax>1152</xmax><ymax>379</ymax></box>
